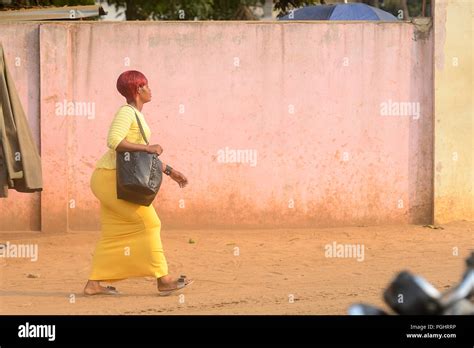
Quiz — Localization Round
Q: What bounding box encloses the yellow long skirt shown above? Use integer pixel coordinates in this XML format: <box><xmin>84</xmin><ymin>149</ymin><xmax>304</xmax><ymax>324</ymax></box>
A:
<box><xmin>89</xmin><ymin>168</ymin><xmax>168</xmax><ymax>282</ymax></box>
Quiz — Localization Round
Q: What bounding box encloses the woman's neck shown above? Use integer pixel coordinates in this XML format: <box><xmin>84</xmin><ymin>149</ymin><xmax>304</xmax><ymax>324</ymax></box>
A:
<box><xmin>128</xmin><ymin>101</ymin><xmax>143</xmax><ymax>112</ymax></box>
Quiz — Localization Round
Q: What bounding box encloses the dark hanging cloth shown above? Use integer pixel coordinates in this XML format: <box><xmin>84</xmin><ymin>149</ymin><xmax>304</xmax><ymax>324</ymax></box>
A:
<box><xmin>0</xmin><ymin>42</ymin><xmax>42</xmax><ymax>197</ymax></box>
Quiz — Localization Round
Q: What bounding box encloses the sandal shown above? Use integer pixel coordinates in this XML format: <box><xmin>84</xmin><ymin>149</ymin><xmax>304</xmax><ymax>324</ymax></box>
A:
<box><xmin>84</xmin><ymin>285</ymin><xmax>119</xmax><ymax>296</ymax></box>
<box><xmin>158</xmin><ymin>275</ymin><xmax>194</xmax><ymax>297</ymax></box>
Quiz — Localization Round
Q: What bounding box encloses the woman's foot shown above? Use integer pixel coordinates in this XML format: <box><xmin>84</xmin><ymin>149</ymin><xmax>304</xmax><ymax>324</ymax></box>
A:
<box><xmin>157</xmin><ymin>275</ymin><xmax>193</xmax><ymax>296</ymax></box>
<box><xmin>84</xmin><ymin>280</ymin><xmax>119</xmax><ymax>296</ymax></box>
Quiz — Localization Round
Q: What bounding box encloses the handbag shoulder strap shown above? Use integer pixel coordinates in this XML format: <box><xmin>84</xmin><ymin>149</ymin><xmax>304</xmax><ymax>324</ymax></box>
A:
<box><xmin>126</xmin><ymin>105</ymin><xmax>149</xmax><ymax>145</ymax></box>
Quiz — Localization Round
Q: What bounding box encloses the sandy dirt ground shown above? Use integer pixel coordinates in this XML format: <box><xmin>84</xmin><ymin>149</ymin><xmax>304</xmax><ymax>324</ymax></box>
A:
<box><xmin>0</xmin><ymin>221</ymin><xmax>473</xmax><ymax>315</ymax></box>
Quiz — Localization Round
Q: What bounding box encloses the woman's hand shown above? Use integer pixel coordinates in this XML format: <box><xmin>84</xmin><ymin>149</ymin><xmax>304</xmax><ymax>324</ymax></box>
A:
<box><xmin>170</xmin><ymin>169</ymin><xmax>188</xmax><ymax>188</ymax></box>
<box><xmin>146</xmin><ymin>144</ymin><xmax>163</xmax><ymax>156</ymax></box>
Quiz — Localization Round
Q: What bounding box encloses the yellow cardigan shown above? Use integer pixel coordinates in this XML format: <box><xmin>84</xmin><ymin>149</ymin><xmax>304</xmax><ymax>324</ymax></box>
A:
<box><xmin>95</xmin><ymin>104</ymin><xmax>151</xmax><ymax>169</ymax></box>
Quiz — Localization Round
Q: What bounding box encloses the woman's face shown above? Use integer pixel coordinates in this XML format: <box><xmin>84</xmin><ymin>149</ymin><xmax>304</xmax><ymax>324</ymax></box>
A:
<box><xmin>138</xmin><ymin>83</ymin><xmax>152</xmax><ymax>103</ymax></box>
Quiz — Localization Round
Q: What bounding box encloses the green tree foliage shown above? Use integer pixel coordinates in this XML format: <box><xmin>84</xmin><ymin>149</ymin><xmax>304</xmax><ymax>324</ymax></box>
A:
<box><xmin>105</xmin><ymin>0</ymin><xmax>264</xmax><ymax>20</ymax></box>
<box><xmin>212</xmin><ymin>0</ymin><xmax>264</xmax><ymax>20</ymax></box>
<box><xmin>274</xmin><ymin>0</ymin><xmax>319</xmax><ymax>18</ymax></box>
<box><xmin>381</xmin><ymin>0</ymin><xmax>431</xmax><ymax>18</ymax></box>
<box><xmin>2</xmin><ymin>0</ymin><xmax>430</xmax><ymax>20</ymax></box>
<box><xmin>1</xmin><ymin>0</ymin><xmax>94</xmax><ymax>7</ymax></box>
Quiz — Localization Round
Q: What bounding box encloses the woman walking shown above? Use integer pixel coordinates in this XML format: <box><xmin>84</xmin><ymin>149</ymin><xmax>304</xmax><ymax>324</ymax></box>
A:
<box><xmin>84</xmin><ymin>70</ymin><xmax>193</xmax><ymax>296</ymax></box>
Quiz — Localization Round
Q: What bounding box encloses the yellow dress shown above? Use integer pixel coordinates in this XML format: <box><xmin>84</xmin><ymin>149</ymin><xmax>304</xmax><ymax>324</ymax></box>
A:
<box><xmin>89</xmin><ymin>104</ymin><xmax>168</xmax><ymax>281</ymax></box>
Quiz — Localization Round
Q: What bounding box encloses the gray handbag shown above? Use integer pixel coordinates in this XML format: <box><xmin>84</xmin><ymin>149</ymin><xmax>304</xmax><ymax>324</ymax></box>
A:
<box><xmin>116</xmin><ymin>107</ymin><xmax>163</xmax><ymax>206</ymax></box>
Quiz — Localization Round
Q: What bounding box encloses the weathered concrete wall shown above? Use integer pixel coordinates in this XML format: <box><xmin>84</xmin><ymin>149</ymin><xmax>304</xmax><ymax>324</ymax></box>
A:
<box><xmin>37</xmin><ymin>21</ymin><xmax>433</xmax><ymax>231</ymax></box>
<box><xmin>0</xmin><ymin>21</ymin><xmax>435</xmax><ymax>231</ymax></box>
<box><xmin>0</xmin><ymin>23</ymin><xmax>41</xmax><ymax>231</ymax></box>
<box><xmin>434</xmin><ymin>0</ymin><xmax>474</xmax><ymax>223</ymax></box>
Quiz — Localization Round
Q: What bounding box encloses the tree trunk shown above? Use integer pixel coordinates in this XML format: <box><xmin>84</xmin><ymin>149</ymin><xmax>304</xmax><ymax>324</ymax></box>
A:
<box><xmin>400</xmin><ymin>0</ymin><xmax>409</xmax><ymax>20</ymax></box>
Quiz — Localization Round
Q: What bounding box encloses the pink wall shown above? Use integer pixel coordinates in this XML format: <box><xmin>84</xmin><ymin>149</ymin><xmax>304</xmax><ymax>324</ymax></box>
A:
<box><xmin>1</xmin><ymin>21</ymin><xmax>433</xmax><ymax>231</ymax></box>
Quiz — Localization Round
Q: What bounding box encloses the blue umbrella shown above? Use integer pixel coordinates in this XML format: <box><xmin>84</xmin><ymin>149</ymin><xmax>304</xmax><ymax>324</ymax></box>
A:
<box><xmin>279</xmin><ymin>3</ymin><xmax>399</xmax><ymax>21</ymax></box>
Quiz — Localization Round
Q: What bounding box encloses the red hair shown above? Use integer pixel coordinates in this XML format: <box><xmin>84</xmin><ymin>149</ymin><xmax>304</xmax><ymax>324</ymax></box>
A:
<box><xmin>116</xmin><ymin>70</ymin><xmax>148</xmax><ymax>102</ymax></box>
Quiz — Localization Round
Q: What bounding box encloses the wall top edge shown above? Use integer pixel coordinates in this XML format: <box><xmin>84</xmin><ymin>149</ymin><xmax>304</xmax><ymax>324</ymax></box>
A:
<box><xmin>0</xmin><ymin>20</ymin><xmax>413</xmax><ymax>25</ymax></box>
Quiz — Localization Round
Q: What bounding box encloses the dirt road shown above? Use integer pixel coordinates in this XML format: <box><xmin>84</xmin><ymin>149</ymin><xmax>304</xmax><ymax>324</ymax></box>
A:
<box><xmin>1</xmin><ymin>221</ymin><xmax>472</xmax><ymax>314</ymax></box>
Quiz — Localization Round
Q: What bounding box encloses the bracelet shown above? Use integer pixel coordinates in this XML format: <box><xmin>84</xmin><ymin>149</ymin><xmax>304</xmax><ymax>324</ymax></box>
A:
<box><xmin>164</xmin><ymin>165</ymin><xmax>173</xmax><ymax>176</ymax></box>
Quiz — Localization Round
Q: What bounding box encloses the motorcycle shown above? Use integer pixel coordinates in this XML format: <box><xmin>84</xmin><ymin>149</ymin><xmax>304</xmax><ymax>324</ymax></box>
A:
<box><xmin>348</xmin><ymin>252</ymin><xmax>474</xmax><ymax>315</ymax></box>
